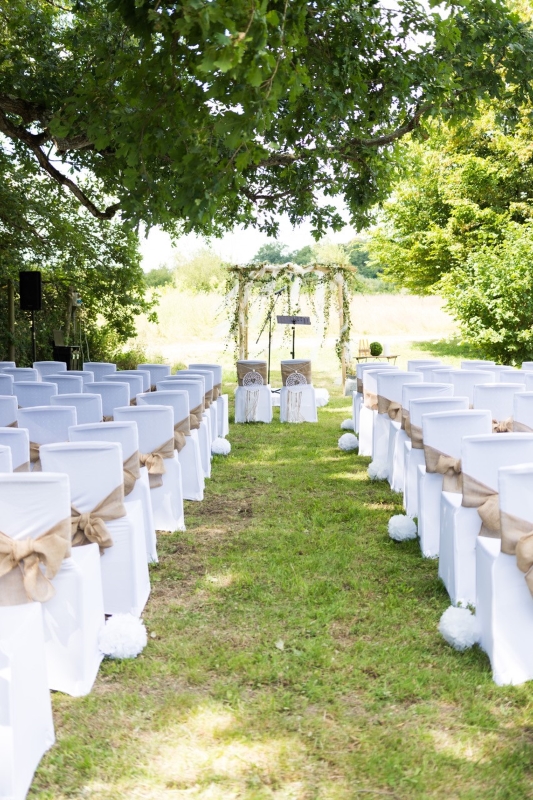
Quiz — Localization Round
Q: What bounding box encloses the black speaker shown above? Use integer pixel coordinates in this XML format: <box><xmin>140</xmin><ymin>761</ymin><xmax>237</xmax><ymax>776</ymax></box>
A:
<box><xmin>19</xmin><ymin>271</ymin><xmax>42</xmax><ymax>311</ymax></box>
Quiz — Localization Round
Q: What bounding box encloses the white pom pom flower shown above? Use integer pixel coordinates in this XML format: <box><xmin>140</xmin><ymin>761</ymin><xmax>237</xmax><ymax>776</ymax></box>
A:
<box><xmin>315</xmin><ymin>388</ymin><xmax>330</xmax><ymax>407</ymax></box>
<box><xmin>438</xmin><ymin>606</ymin><xmax>480</xmax><ymax>651</ymax></box>
<box><xmin>388</xmin><ymin>514</ymin><xmax>417</xmax><ymax>541</ymax></box>
<box><xmin>99</xmin><ymin>614</ymin><xmax>147</xmax><ymax>659</ymax></box>
<box><xmin>338</xmin><ymin>433</ymin><xmax>359</xmax><ymax>451</ymax></box>
<box><xmin>211</xmin><ymin>437</ymin><xmax>231</xmax><ymax>455</ymax></box>
<box><xmin>341</xmin><ymin>418</ymin><xmax>355</xmax><ymax>431</ymax></box>
<box><xmin>367</xmin><ymin>460</ymin><xmax>388</xmax><ymax>480</ymax></box>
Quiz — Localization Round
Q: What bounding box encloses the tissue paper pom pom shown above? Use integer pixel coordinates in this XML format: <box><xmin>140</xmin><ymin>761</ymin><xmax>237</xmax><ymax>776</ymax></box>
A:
<box><xmin>439</xmin><ymin>606</ymin><xmax>480</xmax><ymax>651</ymax></box>
<box><xmin>315</xmin><ymin>388</ymin><xmax>330</xmax><ymax>407</ymax></box>
<box><xmin>211</xmin><ymin>437</ymin><xmax>231</xmax><ymax>455</ymax></box>
<box><xmin>388</xmin><ymin>514</ymin><xmax>417</xmax><ymax>541</ymax></box>
<box><xmin>338</xmin><ymin>433</ymin><xmax>359</xmax><ymax>451</ymax></box>
<box><xmin>368</xmin><ymin>461</ymin><xmax>388</xmax><ymax>480</ymax></box>
<box><xmin>99</xmin><ymin>614</ymin><xmax>147</xmax><ymax>659</ymax></box>
<box><xmin>341</xmin><ymin>418</ymin><xmax>355</xmax><ymax>430</ymax></box>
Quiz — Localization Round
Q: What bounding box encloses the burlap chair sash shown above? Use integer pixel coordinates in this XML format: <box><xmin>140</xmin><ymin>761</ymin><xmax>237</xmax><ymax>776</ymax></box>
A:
<box><xmin>204</xmin><ymin>388</ymin><xmax>213</xmax><ymax>409</ymax></box>
<box><xmin>377</xmin><ymin>395</ymin><xmax>402</xmax><ymax>422</ymax></box>
<box><xmin>462</xmin><ymin>473</ymin><xmax>500</xmax><ymax>538</ymax></box>
<box><xmin>14</xmin><ymin>461</ymin><xmax>31</xmax><ymax>473</ymax></box>
<box><xmin>0</xmin><ymin>517</ymin><xmax>71</xmax><ymax>605</ymax></box>
<box><xmin>237</xmin><ymin>361</ymin><xmax>267</xmax><ymax>387</ymax></box>
<box><xmin>7</xmin><ymin>419</ymin><xmax>18</xmax><ymax>428</ymax></box>
<box><xmin>150</xmin><ymin>384</ymin><xmax>157</xmax><ymax>392</ymax></box>
<box><xmin>30</xmin><ymin>441</ymin><xmax>42</xmax><ymax>471</ymax></box>
<box><xmin>500</xmin><ymin>510</ymin><xmax>533</xmax><ymax>598</ymax></box>
<box><xmin>71</xmin><ymin>484</ymin><xmax>126</xmax><ymax>552</ymax></box>
<box><xmin>103</xmin><ymin>415</ymin><xmax>113</xmax><ymax>422</ymax></box>
<box><xmin>213</xmin><ymin>383</ymin><xmax>222</xmax><ymax>400</ymax></box>
<box><xmin>140</xmin><ymin>438</ymin><xmax>175</xmax><ymax>488</ymax></box>
<box><xmin>281</xmin><ymin>361</ymin><xmax>311</xmax><ymax>387</ymax></box>
<box><xmin>130</xmin><ymin>398</ymin><xmax>137</xmax><ymax>406</ymax></box>
<box><xmin>492</xmin><ymin>417</ymin><xmax>513</xmax><ymax>433</ymax></box>
<box><xmin>189</xmin><ymin>402</ymin><xmax>204</xmax><ymax>430</ymax></box>
<box><xmin>364</xmin><ymin>391</ymin><xmax>378</xmax><ymax>411</ymax></box>
<box><xmin>424</xmin><ymin>444</ymin><xmax>462</xmax><ymax>492</ymax></box>
<box><xmin>174</xmin><ymin>416</ymin><xmax>190</xmax><ymax>452</ymax></box>
<box><xmin>513</xmin><ymin>420</ymin><xmax>533</xmax><ymax>432</ymax></box>
<box><xmin>356</xmin><ymin>377</ymin><xmax>363</xmax><ymax>394</ymax></box>
<box><xmin>123</xmin><ymin>451</ymin><xmax>141</xmax><ymax>496</ymax></box>
<box><xmin>410</xmin><ymin>423</ymin><xmax>424</xmax><ymax>450</ymax></box>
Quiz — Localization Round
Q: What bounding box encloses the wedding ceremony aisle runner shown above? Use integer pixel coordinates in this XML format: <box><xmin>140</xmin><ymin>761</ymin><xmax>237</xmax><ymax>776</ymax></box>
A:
<box><xmin>30</xmin><ymin>388</ymin><xmax>533</xmax><ymax>800</ymax></box>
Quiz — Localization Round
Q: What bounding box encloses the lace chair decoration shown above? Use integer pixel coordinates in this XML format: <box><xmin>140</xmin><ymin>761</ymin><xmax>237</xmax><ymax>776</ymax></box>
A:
<box><xmin>235</xmin><ymin>360</ymin><xmax>272</xmax><ymax>424</ymax></box>
<box><xmin>280</xmin><ymin>360</ymin><xmax>316</xmax><ymax>424</ymax></box>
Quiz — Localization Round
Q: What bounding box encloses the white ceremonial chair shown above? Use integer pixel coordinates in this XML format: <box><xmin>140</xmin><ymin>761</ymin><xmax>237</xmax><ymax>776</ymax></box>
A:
<box><xmin>0</xmin><ymin>444</ymin><xmax>12</xmax><ymax>472</ymax></box>
<box><xmin>118</xmin><ymin>368</ymin><xmax>151</xmax><ymax>392</ymax></box>
<box><xmin>114</xmin><ymin>405</ymin><xmax>186</xmax><ymax>532</ymax></box>
<box><xmin>189</xmin><ymin>363</ymin><xmax>228</xmax><ymax>437</ymax></box>
<box><xmin>51</xmin><ymin>393</ymin><xmax>103</xmax><ymax>424</ymax></box>
<box><xmin>473</xmin><ymin>383</ymin><xmax>526</xmax><ymax>430</ymax></box>
<box><xmin>407</xmin><ymin>359</ymin><xmax>441</xmax><ymax>370</ymax></box>
<box><xmin>0</xmin><ymin>360</ymin><xmax>16</xmax><ymax>370</ymax></box>
<box><xmin>138</xmin><ymin>390</ymin><xmax>204</xmax><ymax>502</ymax></box>
<box><xmin>373</xmin><ymin>371</ymin><xmax>422</xmax><ymax>469</ymax></box>
<box><xmin>83</xmin><ymin>361</ymin><xmax>116</xmax><ymax>381</ymax></box>
<box><xmin>138</xmin><ymin>363</ymin><xmax>171</xmax><ymax>390</ymax></box>
<box><xmin>0</xmin><ymin>374</ymin><xmax>14</xmax><ymax>395</ymax></box>
<box><xmin>17</xmin><ymin>406</ymin><xmax>77</xmax><ymax>470</ymax></box>
<box><xmin>461</xmin><ymin>359</ymin><xmax>496</xmax><ymax>368</ymax></box>
<box><xmin>234</xmin><ymin>360</ymin><xmax>272</xmax><ymax>424</ymax></box>
<box><xmin>497</xmin><ymin>368</ymin><xmax>528</xmax><ymax>386</ymax></box>
<box><xmin>477</xmin><ymin>463</ymin><xmax>533</xmax><ymax>685</ymax></box>
<box><xmin>157</xmin><ymin>379</ymin><xmax>211</xmax><ymax>478</ymax></box>
<box><xmin>177</xmin><ymin>369</ymin><xmax>218</xmax><ymax>441</ymax></box>
<box><xmin>163</xmin><ymin>375</ymin><xmax>212</xmax><ymax>444</ymax></box>
<box><xmin>431</xmin><ymin>369</ymin><xmax>496</xmax><ymax>405</ymax></box>
<box><xmin>390</xmin><ymin>382</ymin><xmax>453</xmax><ymax>496</ymax></box>
<box><xmin>513</xmin><ymin>392</ymin><xmax>533</xmax><ymax>432</ymax></box>
<box><xmin>33</xmin><ymin>361</ymin><xmax>67</xmax><ymax>379</ymax></box>
<box><xmin>104</xmin><ymin>372</ymin><xmax>144</xmax><ymax>404</ymax></box>
<box><xmin>66</xmin><ymin>369</ymin><xmax>94</xmax><ymax>385</ymax></box>
<box><xmin>40</xmin><ymin>442</ymin><xmax>150</xmax><ymax>618</ymax></box>
<box><xmin>353</xmin><ymin>362</ymin><xmax>397</xmax><ymax>434</ymax></box>
<box><xmin>69</xmin><ymin>421</ymin><xmax>157</xmax><ymax>563</ymax></box>
<box><xmin>0</xmin><ymin>472</ymin><xmax>104</xmax><ymax>698</ymax></box>
<box><xmin>0</xmin><ymin>602</ymin><xmax>55</xmax><ymax>800</ymax></box>
<box><xmin>417</xmin><ymin>406</ymin><xmax>487</xmax><ymax>558</ymax></box>
<box><xmin>439</xmin><ymin>433</ymin><xmax>533</xmax><ymax>606</ymax></box>
<box><xmin>0</xmin><ymin>396</ymin><xmax>18</xmax><ymax>427</ymax></box>
<box><xmin>47</xmin><ymin>373</ymin><xmax>84</xmax><ymax>394</ymax></box>
<box><xmin>280</xmin><ymin>360</ymin><xmax>317</xmax><ymax>423</ymax></box>
<box><xmin>359</xmin><ymin>369</ymin><xmax>392</xmax><ymax>456</ymax></box>
<box><xmin>471</xmin><ymin>365</ymin><xmax>515</xmax><ymax>381</ymax></box>
<box><xmin>13</xmin><ymin>381</ymin><xmax>57</xmax><ymax>408</ymax></box>
<box><xmin>88</xmin><ymin>381</ymin><xmax>130</xmax><ymax>420</ymax></box>
<box><xmin>423</xmin><ymin>365</ymin><xmax>454</xmax><ymax>381</ymax></box>
<box><xmin>522</xmin><ymin>362</ymin><xmax>533</xmax><ymax>371</ymax></box>
<box><xmin>3</xmin><ymin>367</ymin><xmax>38</xmax><ymax>383</ymax></box>
<box><xmin>0</xmin><ymin>427</ymin><xmax>30</xmax><ymax>472</ymax></box>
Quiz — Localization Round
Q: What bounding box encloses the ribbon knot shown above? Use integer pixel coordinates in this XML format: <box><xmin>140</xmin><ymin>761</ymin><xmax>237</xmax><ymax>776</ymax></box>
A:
<box><xmin>0</xmin><ymin>520</ymin><xmax>71</xmax><ymax>603</ymax></box>
<box><xmin>139</xmin><ymin>438</ymin><xmax>175</xmax><ymax>488</ymax></box>
<box><xmin>492</xmin><ymin>417</ymin><xmax>513</xmax><ymax>433</ymax></box>
<box><xmin>462</xmin><ymin>473</ymin><xmax>500</xmax><ymax>538</ymax></box>
<box><xmin>377</xmin><ymin>395</ymin><xmax>401</xmax><ymax>421</ymax></box>
<box><xmin>424</xmin><ymin>445</ymin><xmax>462</xmax><ymax>492</ymax></box>
<box><xmin>495</xmin><ymin>510</ymin><xmax>533</xmax><ymax>599</ymax></box>
<box><xmin>71</xmin><ymin>485</ymin><xmax>126</xmax><ymax>553</ymax></box>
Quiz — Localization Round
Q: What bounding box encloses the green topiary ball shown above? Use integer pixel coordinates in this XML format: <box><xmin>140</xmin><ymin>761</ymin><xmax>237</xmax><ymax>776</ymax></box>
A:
<box><xmin>370</xmin><ymin>341</ymin><xmax>383</xmax><ymax>356</ymax></box>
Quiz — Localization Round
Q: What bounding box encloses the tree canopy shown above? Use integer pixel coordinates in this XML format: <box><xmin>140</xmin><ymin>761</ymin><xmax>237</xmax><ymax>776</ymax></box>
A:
<box><xmin>2</xmin><ymin>0</ymin><xmax>533</xmax><ymax>238</ymax></box>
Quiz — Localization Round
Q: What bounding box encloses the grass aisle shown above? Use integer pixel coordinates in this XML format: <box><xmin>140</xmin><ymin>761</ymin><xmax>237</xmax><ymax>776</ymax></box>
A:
<box><xmin>33</xmin><ymin>393</ymin><xmax>533</xmax><ymax>800</ymax></box>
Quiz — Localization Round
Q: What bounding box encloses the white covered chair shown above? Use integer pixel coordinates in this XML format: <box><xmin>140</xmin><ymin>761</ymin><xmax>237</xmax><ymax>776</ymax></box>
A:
<box><xmin>51</xmin><ymin>393</ymin><xmax>103</xmax><ymax>424</ymax></box>
<box><xmin>0</xmin><ymin>472</ymin><xmax>104</xmax><ymax>697</ymax></box>
<box><xmin>47</xmin><ymin>373</ymin><xmax>84</xmax><ymax>394</ymax></box>
<box><xmin>189</xmin><ymin>363</ymin><xmax>228</xmax><ymax>437</ymax></box>
<box><xmin>473</xmin><ymin>383</ymin><xmax>525</xmax><ymax>431</ymax></box>
<box><xmin>163</xmin><ymin>375</ymin><xmax>213</xmax><ymax>443</ymax></box>
<box><xmin>114</xmin><ymin>405</ymin><xmax>186</xmax><ymax>532</ymax></box>
<box><xmin>461</xmin><ymin>360</ymin><xmax>496</xmax><ymax>368</ymax></box>
<box><xmin>33</xmin><ymin>361</ymin><xmax>67</xmax><ymax>379</ymax></box>
<box><xmin>69</xmin><ymin>421</ymin><xmax>157</xmax><ymax>563</ymax></box>
<box><xmin>118</xmin><ymin>368</ymin><xmax>151</xmax><ymax>392</ymax></box>
<box><xmin>431</xmin><ymin>369</ymin><xmax>496</xmax><ymax>404</ymax></box>
<box><xmin>497</xmin><ymin>368</ymin><xmax>529</xmax><ymax>386</ymax></box>
<box><xmin>13</xmin><ymin>381</ymin><xmax>57</xmax><ymax>408</ymax></box>
<box><xmin>3</xmin><ymin>367</ymin><xmax>38</xmax><ymax>383</ymax></box>
<box><xmin>138</xmin><ymin>363</ymin><xmax>171</xmax><ymax>390</ymax></box>
<box><xmin>440</xmin><ymin>433</ymin><xmax>533</xmax><ymax>606</ymax></box>
<box><xmin>40</xmin><ymin>442</ymin><xmax>150</xmax><ymax>618</ymax></box>
<box><xmin>280</xmin><ymin>360</ymin><xmax>317</xmax><ymax>423</ymax></box>
<box><xmin>0</xmin><ymin>427</ymin><xmax>30</xmax><ymax>472</ymax></box>
<box><xmin>0</xmin><ymin>396</ymin><xmax>18</xmax><ymax>427</ymax></box>
<box><xmin>0</xmin><ymin>444</ymin><xmax>12</xmax><ymax>472</ymax></box>
<box><xmin>83</xmin><ymin>362</ymin><xmax>116</xmax><ymax>381</ymax></box>
<box><xmin>0</xmin><ymin>374</ymin><xmax>13</xmax><ymax>395</ymax></box>
<box><xmin>513</xmin><ymin>392</ymin><xmax>533</xmax><ymax>432</ymax></box>
<box><xmin>0</xmin><ymin>361</ymin><xmax>16</xmax><ymax>370</ymax></box>
<box><xmin>477</xmin><ymin>463</ymin><xmax>533</xmax><ymax>685</ymax></box>
<box><xmin>104</xmin><ymin>372</ymin><xmax>144</xmax><ymax>404</ymax></box>
<box><xmin>234</xmin><ymin>360</ymin><xmax>272</xmax><ymax>424</ymax></box>
<box><xmin>359</xmin><ymin>369</ymin><xmax>390</xmax><ymax>456</ymax></box>
<box><xmin>137</xmin><ymin>390</ymin><xmax>204</xmax><ymax>502</ymax></box>
<box><xmin>522</xmin><ymin>362</ymin><xmax>533</xmax><ymax>371</ymax></box>
<box><xmin>471</xmin><ymin>364</ymin><xmax>516</xmax><ymax>381</ymax></box>
<box><xmin>407</xmin><ymin>359</ymin><xmax>441</xmax><ymax>370</ymax></box>
<box><xmin>353</xmin><ymin>362</ymin><xmax>396</xmax><ymax>434</ymax></box>
<box><xmin>389</xmin><ymin>382</ymin><xmax>453</xmax><ymax>496</ymax></box>
<box><xmin>373</xmin><ymin>371</ymin><xmax>422</xmax><ymax>469</ymax></box>
<box><xmin>67</xmin><ymin>369</ymin><xmax>94</xmax><ymax>385</ymax></box>
<box><xmin>88</xmin><ymin>381</ymin><xmax>129</xmax><ymax>420</ymax></box>
<box><xmin>0</xmin><ymin>602</ymin><xmax>55</xmax><ymax>800</ymax></box>
<box><xmin>177</xmin><ymin>369</ymin><xmax>218</xmax><ymax>441</ymax></box>
<box><xmin>17</xmin><ymin>406</ymin><xmax>77</xmax><ymax>470</ymax></box>
<box><xmin>157</xmin><ymin>379</ymin><xmax>211</xmax><ymax>478</ymax></box>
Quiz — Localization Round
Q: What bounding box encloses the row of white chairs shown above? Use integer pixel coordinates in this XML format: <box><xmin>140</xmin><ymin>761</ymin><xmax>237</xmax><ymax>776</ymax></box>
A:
<box><xmin>350</xmin><ymin>357</ymin><xmax>533</xmax><ymax>686</ymax></box>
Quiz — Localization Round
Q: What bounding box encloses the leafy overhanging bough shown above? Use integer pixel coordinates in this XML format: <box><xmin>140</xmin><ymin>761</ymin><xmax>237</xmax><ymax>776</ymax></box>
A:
<box><xmin>225</xmin><ymin>262</ymin><xmax>358</xmax><ymax>382</ymax></box>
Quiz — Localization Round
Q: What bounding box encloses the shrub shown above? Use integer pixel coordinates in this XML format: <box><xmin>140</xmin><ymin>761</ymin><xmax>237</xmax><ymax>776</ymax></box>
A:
<box><xmin>370</xmin><ymin>341</ymin><xmax>383</xmax><ymax>356</ymax></box>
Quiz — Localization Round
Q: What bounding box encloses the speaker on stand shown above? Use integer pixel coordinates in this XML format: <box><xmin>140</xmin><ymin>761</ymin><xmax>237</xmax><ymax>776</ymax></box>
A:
<box><xmin>19</xmin><ymin>271</ymin><xmax>42</xmax><ymax>362</ymax></box>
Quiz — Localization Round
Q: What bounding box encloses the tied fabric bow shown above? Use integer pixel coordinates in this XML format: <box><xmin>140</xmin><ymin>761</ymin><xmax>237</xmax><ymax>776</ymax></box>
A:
<box><xmin>501</xmin><ymin>510</ymin><xmax>533</xmax><ymax>597</ymax></box>
<box><xmin>424</xmin><ymin>445</ymin><xmax>462</xmax><ymax>493</ymax></box>
<box><xmin>492</xmin><ymin>418</ymin><xmax>513</xmax><ymax>433</ymax></box>
<box><xmin>189</xmin><ymin>403</ymin><xmax>204</xmax><ymax>430</ymax></box>
<box><xmin>123</xmin><ymin>451</ymin><xmax>141</xmax><ymax>496</ymax></box>
<box><xmin>213</xmin><ymin>383</ymin><xmax>222</xmax><ymax>400</ymax></box>
<box><xmin>30</xmin><ymin>441</ymin><xmax>41</xmax><ymax>471</ymax></box>
<box><xmin>462</xmin><ymin>474</ymin><xmax>500</xmax><ymax>538</ymax></box>
<box><xmin>0</xmin><ymin>520</ymin><xmax>70</xmax><ymax>603</ymax></box>
<box><xmin>173</xmin><ymin>418</ymin><xmax>190</xmax><ymax>453</ymax></box>
<box><xmin>139</xmin><ymin>438</ymin><xmax>174</xmax><ymax>488</ymax></box>
<box><xmin>377</xmin><ymin>395</ymin><xmax>401</xmax><ymax>421</ymax></box>
<box><xmin>71</xmin><ymin>485</ymin><xmax>126</xmax><ymax>552</ymax></box>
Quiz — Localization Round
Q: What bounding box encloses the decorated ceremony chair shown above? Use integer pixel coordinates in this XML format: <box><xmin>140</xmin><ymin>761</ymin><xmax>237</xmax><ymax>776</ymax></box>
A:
<box><xmin>279</xmin><ymin>360</ymin><xmax>317</xmax><ymax>423</ymax></box>
<box><xmin>235</xmin><ymin>360</ymin><xmax>272</xmax><ymax>424</ymax></box>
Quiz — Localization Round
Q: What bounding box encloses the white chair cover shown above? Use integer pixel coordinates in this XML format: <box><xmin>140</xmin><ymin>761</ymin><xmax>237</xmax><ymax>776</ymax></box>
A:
<box><xmin>373</xmin><ymin>371</ymin><xmax>422</xmax><ymax>467</ymax></box>
<box><xmin>67</xmin><ymin>369</ymin><xmax>94</xmax><ymax>385</ymax></box>
<box><xmin>0</xmin><ymin>427</ymin><xmax>30</xmax><ymax>471</ymax></box>
<box><xmin>353</xmin><ymin>363</ymin><xmax>398</xmax><ymax>433</ymax></box>
<box><xmin>522</xmin><ymin>362</ymin><xmax>533</xmax><ymax>371</ymax></box>
<box><xmin>118</xmin><ymin>369</ymin><xmax>151</xmax><ymax>392</ymax></box>
<box><xmin>0</xmin><ymin>472</ymin><xmax>104</xmax><ymax>697</ymax></box>
<box><xmin>13</xmin><ymin>381</ymin><xmax>57</xmax><ymax>408</ymax></box>
<box><xmin>33</xmin><ymin>361</ymin><xmax>67</xmax><ymax>379</ymax></box>
<box><xmin>0</xmin><ymin>444</ymin><xmax>12</xmax><ymax>472</ymax></box>
<box><xmin>104</xmin><ymin>372</ymin><xmax>144</xmax><ymax>400</ymax></box>
<box><xmin>411</xmin><ymin>364</ymin><xmax>450</xmax><ymax>381</ymax></box>
<box><xmin>235</xmin><ymin>386</ymin><xmax>273</xmax><ymax>423</ymax></box>
<box><xmin>177</xmin><ymin>370</ymin><xmax>218</xmax><ymax>441</ymax></box>
<box><xmin>3</xmin><ymin>368</ymin><xmax>38</xmax><ymax>383</ymax></box>
<box><xmin>473</xmin><ymin>383</ymin><xmax>526</xmax><ymax>422</ymax></box>
<box><xmin>440</xmin><ymin>433</ymin><xmax>533</xmax><ymax>606</ymax></box>
<box><xmin>157</xmin><ymin>379</ymin><xmax>211</xmax><ymax>478</ymax></box>
<box><xmin>88</xmin><ymin>381</ymin><xmax>130</xmax><ymax>418</ymax></box>
<box><xmin>461</xmin><ymin>360</ymin><xmax>496</xmax><ymax>368</ymax></box>
<box><xmin>407</xmin><ymin>359</ymin><xmax>441</xmax><ymax>370</ymax></box>
<box><xmin>83</xmin><ymin>362</ymin><xmax>116</xmax><ymax>381</ymax></box>
<box><xmin>0</xmin><ymin>396</ymin><xmax>18</xmax><ymax>427</ymax></box>
<box><xmin>359</xmin><ymin>369</ymin><xmax>393</xmax><ymax>456</ymax></box>
<box><xmin>431</xmin><ymin>369</ymin><xmax>496</xmax><ymax>404</ymax></box>
<box><xmin>137</xmin><ymin>390</ymin><xmax>204</xmax><ymax>501</ymax></box>
<box><xmin>69</xmin><ymin>421</ymin><xmax>157</xmax><ymax>563</ymax></box>
<box><xmin>17</xmin><ymin>406</ymin><xmax>77</xmax><ymax>446</ymax></box>
<box><xmin>138</xmin><ymin>363</ymin><xmax>171</xmax><ymax>389</ymax></box>
<box><xmin>47</xmin><ymin>374</ymin><xmax>84</xmax><ymax>394</ymax></box>
<box><xmin>477</xmin><ymin>463</ymin><xmax>533</xmax><ymax>684</ymax></box>
<box><xmin>472</xmin><ymin>364</ymin><xmax>516</xmax><ymax>381</ymax></box>
<box><xmin>0</xmin><ymin>374</ymin><xmax>13</xmax><ymax>395</ymax></box>
<box><xmin>51</xmin><ymin>393</ymin><xmax>103</xmax><ymax>424</ymax></box>
<box><xmin>40</xmin><ymin>442</ymin><xmax>150</xmax><ymax>618</ymax></box>
<box><xmin>0</xmin><ymin>602</ymin><xmax>54</xmax><ymax>800</ymax></box>
<box><xmin>114</xmin><ymin>405</ymin><xmax>186</xmax><ymax>532</ymax></box>
<box><xmin>189</xmin><ymin>363</ymin><xmax>229</xmax><ymax>437</ymax></box>
<box><xmin>513</xmin><ymin>392</ymin><xmax>533</xmax><ymax>431</ymax></box>
<box><xmin>497</xmin><ymin>368</ymin><xmax>528</xmax><ymax>386</ymax></box>
<box><xmin>280</xmin><ymin>385</ymin><xmax>317</xmax><ymax>423</ymax></box>
<box><xmin>0</xmin><ymin>361</ymin><xmax>16</xmax><ymax>370</ymax></box>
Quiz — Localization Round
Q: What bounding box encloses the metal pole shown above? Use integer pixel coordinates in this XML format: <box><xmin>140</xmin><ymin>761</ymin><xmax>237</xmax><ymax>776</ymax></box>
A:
<box><xmin>31</xmin><ymin>310</ymin><xmax>36</xmax><ymax>362</ymax></box>
<box><xmin>267</xmin><ymin>311</ymin><xmax>272</xmax><ymax>384</ymax></box>
<box><xmin>291</xmin><ymin>322</ymin><xmax>295</xmax><ymax>360</ymax></box>
<box><xmin>7</xmin><ymin>280</ymin><xmax>15</xmax><ymax>362</ymax></box>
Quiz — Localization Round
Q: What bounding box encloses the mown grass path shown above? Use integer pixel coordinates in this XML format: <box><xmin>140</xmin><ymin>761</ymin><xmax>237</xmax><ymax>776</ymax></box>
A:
<box><xmin>32</xmin><ymin>393</ymin><xmax>533</xmax><ymax>799</ymax></box>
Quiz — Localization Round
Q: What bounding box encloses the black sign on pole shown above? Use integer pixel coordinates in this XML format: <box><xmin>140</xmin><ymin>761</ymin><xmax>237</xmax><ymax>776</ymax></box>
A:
<box><xmin>276</xmin><ymin>316</ymin><xmax>311</xmax><ymax>359</ymax></box>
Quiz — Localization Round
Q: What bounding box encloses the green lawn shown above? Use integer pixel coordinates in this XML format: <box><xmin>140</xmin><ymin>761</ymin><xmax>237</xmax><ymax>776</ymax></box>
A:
<box><xmin>31</xmin><ymin>384</ymin><xmax>533</xmax><ymax>800</ymax></box>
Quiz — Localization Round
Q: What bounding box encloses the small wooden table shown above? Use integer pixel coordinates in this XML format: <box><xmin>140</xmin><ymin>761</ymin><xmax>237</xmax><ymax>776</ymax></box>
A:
<box><xmin>353</xmin><ymin>355</ymin><xmax>399</xmax><ymax>364</ymax></box>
